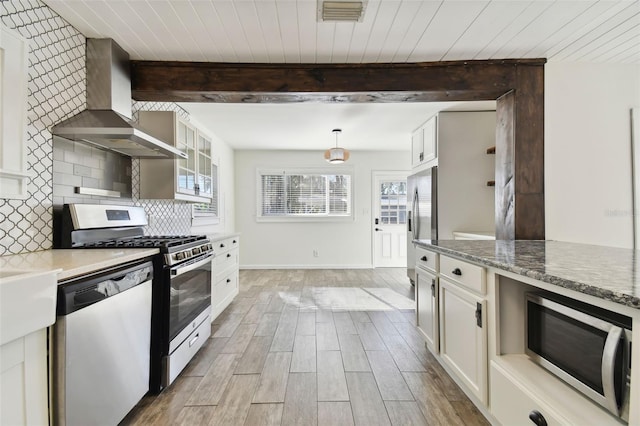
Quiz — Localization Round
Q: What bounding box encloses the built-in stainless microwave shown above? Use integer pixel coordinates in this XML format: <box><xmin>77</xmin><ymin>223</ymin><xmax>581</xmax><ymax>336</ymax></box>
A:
<box><xmin>525</xmin><ymin>293</ymin><xmax>632</xmax><ymax>421</ymax></box>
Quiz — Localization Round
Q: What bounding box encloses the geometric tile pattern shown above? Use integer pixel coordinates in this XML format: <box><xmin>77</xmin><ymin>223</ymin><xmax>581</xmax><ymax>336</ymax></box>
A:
<box><xmin>1</xmin><ymin>0</ymin><xmax>85</xmax><ymax>255</ymax></box>
<box><xmin>1</xmin><ymin>2</ymin><xmax>196</xmax><ymax>255</ymax></box>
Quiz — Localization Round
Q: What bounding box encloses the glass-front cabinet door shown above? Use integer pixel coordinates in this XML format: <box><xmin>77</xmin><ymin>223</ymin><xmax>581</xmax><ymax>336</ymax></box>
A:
<box><xmin>176</xmin><ymin>120</ymin><xmax>197</xmax><ymax>195</ymax></box>
<box><xmin>197</xmin><ymin>132</ymin><xmax>213</xmax><ymax>198</ymax></box>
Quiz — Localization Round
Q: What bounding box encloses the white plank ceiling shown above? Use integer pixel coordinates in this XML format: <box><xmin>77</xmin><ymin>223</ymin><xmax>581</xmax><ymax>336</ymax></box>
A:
<box><xmin>41</xmin><ymin>0</ymin><xmax>640</xmax><ymax>151</ymax></box>
<box><xmin>42</xmin><ymin>0</ymin><xmax>640</xmax><ymax>64</ymax></box>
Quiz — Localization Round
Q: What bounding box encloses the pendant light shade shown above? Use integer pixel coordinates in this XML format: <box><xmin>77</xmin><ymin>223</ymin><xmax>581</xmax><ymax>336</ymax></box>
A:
<box><xmin>324</xmin><ymin>129</ymin><xmax>350</xmax><ymax>163</ymax></box>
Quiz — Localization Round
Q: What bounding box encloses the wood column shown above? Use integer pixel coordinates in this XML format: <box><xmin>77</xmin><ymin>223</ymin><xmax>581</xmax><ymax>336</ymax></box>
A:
<box><xmin>495</xmin><ymin>65</ymin><xmax>545</xmax><ymax>240</ymax></box>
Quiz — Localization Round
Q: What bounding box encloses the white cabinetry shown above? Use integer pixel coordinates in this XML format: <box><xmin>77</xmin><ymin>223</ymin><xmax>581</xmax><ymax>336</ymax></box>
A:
<box><xmin>491</xmin><ymin>360</ymin><xmax>564</xmax><ymax>426</ymax></box>
<box><xmin>138</xmin><ymin>111</ymin><xmax>213</xmax><ymax>203</ymax></box>
<box><xmin>0</xmin><ymin>330</ymin><xmax>49</xmax><ymax>426</ymax></box>
<box><xmin>438</xmin><ymin>254</ymin><xmax>487</xmax><ymax>404</ymax></box>
<box><xmin>439</xmin><ymin>277</ymin><xmax>487</xmax><ymax>404</ymax></box>
<box><xmin>210</xmin><ymin>234</ymin><xmax>239</xmax><ymax>320</ymax></box>
<box><xmin>415</xmin><ymin>246</ymin><xmax>439</xmax><ymax>352</ymax></box>
<box><xmin>416</xmin><ymin>267</ymin><xmax>438</xmax><ymax>353</ymax></box>
<box><xmin>411</xmin><ymin>115</ymin><xmax>437</xmax><ymax>170</ymax></box>
<box><xmin>415</xmin><ymin>249</ymin><xmax>488</xmax><ymax>405</ymax></box>
<box><xmin>0</xmin><ymin>25</ymin><xmax>30</xmax><ymax>199</ymax></box>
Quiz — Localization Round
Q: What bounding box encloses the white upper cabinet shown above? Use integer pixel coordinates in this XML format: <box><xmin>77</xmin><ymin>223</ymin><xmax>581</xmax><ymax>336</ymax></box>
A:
<box><xmin>0</xmin><ymin>25</ymin><xmax>30</xmax><ymax>200</ymax></box>
<box><xmin>411</xmin><ymin>115</ymin><xmax>437</xmax><ymax>171</ymax></box>
<box><xmin>138</xmin><ymin>111</ymin><xmax>213</xmax><ymax>203</ymax></box>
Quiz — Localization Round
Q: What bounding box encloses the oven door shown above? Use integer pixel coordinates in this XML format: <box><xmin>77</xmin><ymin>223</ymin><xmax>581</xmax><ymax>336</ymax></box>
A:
<box><xmin>166</xmin><ymin>253</ymin><xmax>212</xmax><ymax>342</ymax></box>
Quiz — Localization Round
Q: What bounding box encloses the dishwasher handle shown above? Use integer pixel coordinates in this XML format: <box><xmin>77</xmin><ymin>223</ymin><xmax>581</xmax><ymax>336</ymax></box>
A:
<box><xmin>57</xmin><ymin>259</ymin><xmax>153</xmax><ymax>316</ymax></box>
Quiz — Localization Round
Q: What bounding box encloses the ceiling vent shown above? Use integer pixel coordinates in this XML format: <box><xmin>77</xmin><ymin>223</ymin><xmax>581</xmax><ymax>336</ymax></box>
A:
<box><xmin>318</xmin><ymin>1</ymin><xmax>366</xmax><ymax>22</ymax></box>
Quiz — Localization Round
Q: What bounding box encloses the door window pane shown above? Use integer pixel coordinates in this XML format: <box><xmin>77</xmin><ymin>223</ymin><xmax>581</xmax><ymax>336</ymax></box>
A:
<box><xmin>380</xmin><ymin>181</ymin><xmax>407</xmax><ymax>224</ymax></box>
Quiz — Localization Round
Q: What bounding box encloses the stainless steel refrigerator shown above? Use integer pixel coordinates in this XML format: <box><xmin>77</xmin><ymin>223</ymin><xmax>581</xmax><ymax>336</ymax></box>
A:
<box><xmin>407</xmin><ymin>166</ymin><xmax>438</xmax><ymax>285</ymax></box>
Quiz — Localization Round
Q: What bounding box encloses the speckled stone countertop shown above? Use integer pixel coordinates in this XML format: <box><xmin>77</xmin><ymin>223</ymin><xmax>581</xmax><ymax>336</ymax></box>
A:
<box><xmin>414</xmin><ymin>240</ymin><xmax>640</xmax><ymax>309</ymax></box>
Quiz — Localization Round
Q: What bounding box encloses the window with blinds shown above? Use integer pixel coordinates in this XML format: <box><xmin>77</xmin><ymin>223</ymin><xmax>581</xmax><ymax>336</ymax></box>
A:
<box><xmin>258</xmin><ymin>170</ymin><xmax>352</xmax><ymax>219</ymax></box>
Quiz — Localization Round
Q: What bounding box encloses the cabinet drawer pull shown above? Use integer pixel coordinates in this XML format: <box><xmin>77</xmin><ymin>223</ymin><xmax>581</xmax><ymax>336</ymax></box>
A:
<box><xmin>452</xmin><ymin>268</ymin><xmax>462</xmax><ymax>276</ymax></box>
<box><xmin>420</xmin><ymin>255</ymin><xmax>428</xmax><ymax>262</ymax></box>
<box><xmin>220</xmin><ymin>243</ymin><xmax>225</xmax><ymax>248</ymax></box>
<box><xmin>226</xmin><ymin>278</ymin><xmax>231</xmax><ymax>283</ymax></box>
<box><xmin>227</xmin><ymin>253</ymin><xmax>231</xmax><ymax>258</ymax></box>
<box><xmin>233</xmin><ymin>240</ymin><xmax>237</xmax><ymax>244</ymax></box>
<box><xmin>528</xmin><ymin>410</ymin><xmax>547</xmax><ymax>426</ymax></box>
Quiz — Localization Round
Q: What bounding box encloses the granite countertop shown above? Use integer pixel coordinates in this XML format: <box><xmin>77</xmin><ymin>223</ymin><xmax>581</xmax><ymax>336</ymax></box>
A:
<box><xmin>0</xmin><ymin>248</ymin><xmax>159</xmax><ymax>282</ymax></box>
<box><xmin>414</xmin><ymin>239</ymin><xmax>640</xmax><ymax>309</ymax></box>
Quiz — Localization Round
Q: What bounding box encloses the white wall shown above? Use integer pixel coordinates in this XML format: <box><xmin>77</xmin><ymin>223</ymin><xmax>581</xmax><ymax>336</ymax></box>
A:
<box><xmin>190</xmin><ymin>119</ymin><xmax>235</xmax><ymax>236</ymax></box>
<box><xmin>235</xmin><ymin>150</ymin><xmax>409</xmax><ymax>268</ymax></box>
<box><xmin>545</xmin><ymin>61</ymin><xmax>640</xmax><ymax>249</ymax></box>
<box><xmin>437</xmin><ymin>111</ymin><xmax>496</xmax><ymax>238</ymax></box>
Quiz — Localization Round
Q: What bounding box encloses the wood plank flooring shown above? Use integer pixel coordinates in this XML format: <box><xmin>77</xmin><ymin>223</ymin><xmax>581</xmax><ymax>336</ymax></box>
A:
<box><xmin>121</xmin><ymin>268</ymin><xmax>489</xmax><ymax>426</ymax></box>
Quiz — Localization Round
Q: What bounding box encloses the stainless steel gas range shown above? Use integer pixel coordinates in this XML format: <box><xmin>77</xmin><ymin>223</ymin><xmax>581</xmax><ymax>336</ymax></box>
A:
<box><xmin>54</xmin><ymin>204</ymin><xmax>213</xmax><ymax>394</ymax></box>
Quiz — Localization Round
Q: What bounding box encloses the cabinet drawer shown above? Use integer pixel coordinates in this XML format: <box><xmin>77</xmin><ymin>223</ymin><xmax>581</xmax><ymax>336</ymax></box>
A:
<box><xmin>440</xmin><ymin>255</ymin><xmax>485</xmax><ymax>295</ymax></box>
<box><xmin>415</xmin><ymin>246</ymin><xmax>438</xmax><ymax>273</ymax></box>
<box><xmin>215</xmin><ymin>247</ymin><xmax>238</xmax><ymax>279</ymax></box>
<box><xmin>213</xmin><ymin>236</ymin><xmax>239</xmax><ymax>254</ymax></box>
<box><xmin>490</xmin><ymin>362</ymin><xmax>562</xmax><ymax>426</ymax></box>
<box><xmin>215</xmin><ymin>270</ymin><xmax>238</xmax><ymax>300</ymax></box>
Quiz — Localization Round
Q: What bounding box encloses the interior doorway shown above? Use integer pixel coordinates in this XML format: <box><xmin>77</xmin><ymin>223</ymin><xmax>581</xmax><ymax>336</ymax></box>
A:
<box><xmin>372</xmin><ymin>171</ymin><xmax>409</xmax><ymax>268</ymax></box>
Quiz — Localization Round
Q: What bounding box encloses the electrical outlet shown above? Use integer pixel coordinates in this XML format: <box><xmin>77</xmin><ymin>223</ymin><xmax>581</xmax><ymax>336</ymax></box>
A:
<box><xmin>313</xmin><ymin>249</ymin><xmax>319</xmax><ymax>257</ymax></box>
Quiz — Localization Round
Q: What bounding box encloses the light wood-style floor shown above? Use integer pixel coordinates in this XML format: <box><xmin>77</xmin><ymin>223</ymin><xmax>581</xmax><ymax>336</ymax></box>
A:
<box><xmin>121</xmin><ymin>269</ymin><xmax>489</xmax><ymax>426</ymax></box>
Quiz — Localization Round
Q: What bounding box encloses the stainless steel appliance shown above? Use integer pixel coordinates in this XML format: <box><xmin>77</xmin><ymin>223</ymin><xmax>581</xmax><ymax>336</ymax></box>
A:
<box><xmin>406</xmin><ymin>166</ymin><xmax>438</xmax><ymax>285</ymax></box>
<box><xmin>52</xmin><ymin>38</ymin><xmax>186</xmax><ymax>159</ymax></box>
<box><xmin>526</xmin><ymin>292</ymin><xmax>632</xmax><ymax>420</ymax></box>
<box><xmin>53</xmin><ymin>259</ymin><xmax>153</xmax><ymax>426</ymax></box>
<box><xmin>54</xmin><ymin>204</ymin><xmax>214</xmax><ymax>393</ymax></box>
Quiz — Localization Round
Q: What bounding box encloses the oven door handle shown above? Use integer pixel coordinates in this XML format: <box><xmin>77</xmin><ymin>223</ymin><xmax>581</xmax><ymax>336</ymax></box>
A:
<box><xmin>170</xmin><ymin>255</ymin><xmax>213</xmax><ymax>277</ymax></box>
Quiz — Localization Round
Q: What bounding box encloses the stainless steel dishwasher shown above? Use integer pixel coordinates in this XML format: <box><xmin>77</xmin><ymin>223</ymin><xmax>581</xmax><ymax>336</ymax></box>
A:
<box><xmin>52</xmin><ymin>259</ymin><xmax>153</xmax><ymax>426</ymax></box>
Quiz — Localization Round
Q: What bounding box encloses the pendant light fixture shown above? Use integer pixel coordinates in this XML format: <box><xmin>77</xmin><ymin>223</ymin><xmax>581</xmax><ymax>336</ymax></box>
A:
<box><xmin>324</xmin><ymin>128</ymin><xmax>350</xmax><ymax>163</ymax></box>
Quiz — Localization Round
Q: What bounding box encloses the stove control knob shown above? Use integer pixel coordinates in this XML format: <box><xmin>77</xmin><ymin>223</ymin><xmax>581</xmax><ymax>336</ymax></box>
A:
<box><xmin>175</xmin><ymin>252</ymin><xmax>184</xmax><ymax>260</ymax></box>
<box><xmin>192</xmin><ymin>247</ymin><xmax>200</xmax><ymax>255</ymax></box>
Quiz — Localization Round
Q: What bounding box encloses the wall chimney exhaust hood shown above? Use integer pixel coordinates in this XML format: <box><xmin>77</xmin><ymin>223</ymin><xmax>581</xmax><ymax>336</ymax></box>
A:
<box><xmin>52</xmin><ymin>39</ymin><xmax>187</xmax><ymax>159</ymax></box>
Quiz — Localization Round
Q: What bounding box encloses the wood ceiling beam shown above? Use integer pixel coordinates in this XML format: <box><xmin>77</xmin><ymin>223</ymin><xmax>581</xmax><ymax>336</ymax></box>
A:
<box><xmin>130</xmin><ymin>58</ymin><xmax>546</xmax><ymax>240</ymax></box>
<box><xmin>130</xmin><ymin>59</ymin><xmax>543</xmax><ymax>103</ymax></box>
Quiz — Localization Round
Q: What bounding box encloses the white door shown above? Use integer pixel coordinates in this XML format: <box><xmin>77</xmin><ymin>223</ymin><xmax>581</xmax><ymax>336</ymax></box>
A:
<box><xmin>373</xmin><ymin>172</ymin><xmax>408</xmax><ymax>267</ymax></box>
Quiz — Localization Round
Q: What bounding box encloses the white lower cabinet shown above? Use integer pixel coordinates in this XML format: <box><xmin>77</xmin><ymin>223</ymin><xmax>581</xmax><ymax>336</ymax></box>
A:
<box><xmin>0</xmin><ymin>330</ymin><xmax>48</xmax><ymax>426</ymax></box>
<box><xmin>210</xmin><ymin>235</ymin><xmax>240</xmax><ymax>321</ymax></box>
<box><xmin>439</xmin><ymin>277</ymin><xmax>487</xmax><ymax>404</ymax></box>
<box><xmin>490</xmin><ymin>361</ymin><xmax>562</xmax><ymax>426</ymax></box>
<box><xmin>416</xmin><ymin>267</ymin><xmax>439</xmax><ymax>353</ymax></box>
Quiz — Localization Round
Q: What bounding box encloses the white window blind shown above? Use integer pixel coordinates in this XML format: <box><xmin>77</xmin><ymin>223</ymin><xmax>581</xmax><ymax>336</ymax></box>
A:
<box><xmin>259</xmin><ymin>170</ymin><xmax>352</xmax><ymax>219</ymax></box>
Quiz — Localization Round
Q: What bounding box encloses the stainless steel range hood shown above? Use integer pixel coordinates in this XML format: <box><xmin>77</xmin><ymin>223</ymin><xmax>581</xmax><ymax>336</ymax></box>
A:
<box><xmin>52</xmin><ymin>39</ymin><xmax>186</xmax><ymax>159</ymax></box>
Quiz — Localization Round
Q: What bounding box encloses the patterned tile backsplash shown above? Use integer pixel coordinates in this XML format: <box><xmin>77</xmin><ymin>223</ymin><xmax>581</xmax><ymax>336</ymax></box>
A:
<box><xmin>1</xmin><ymin>1</ymin><xmax>196</xmax><ymax>255</ymax></box>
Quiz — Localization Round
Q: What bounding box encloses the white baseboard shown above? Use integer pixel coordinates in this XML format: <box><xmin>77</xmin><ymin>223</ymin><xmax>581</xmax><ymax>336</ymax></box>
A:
<box><xmin>240</xmin><ymin>264</ymin><xmax>373</xmax><ymax>270</ymax></box>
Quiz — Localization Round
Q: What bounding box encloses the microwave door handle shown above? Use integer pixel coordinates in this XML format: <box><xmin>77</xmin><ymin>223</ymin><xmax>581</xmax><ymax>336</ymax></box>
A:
<box><xmin>601</xmin><ymin>325</ymin><xmax>623</xmax><ymax>417</ymax></box>
<box><xmin>171</xmin><ymin>255</ymin><xmax>213</xmax><ymax>277</ymax></box>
